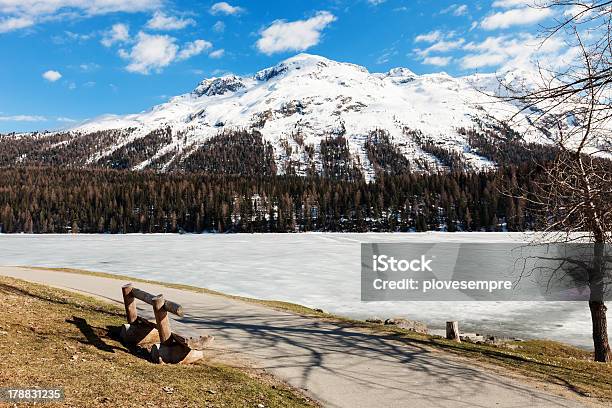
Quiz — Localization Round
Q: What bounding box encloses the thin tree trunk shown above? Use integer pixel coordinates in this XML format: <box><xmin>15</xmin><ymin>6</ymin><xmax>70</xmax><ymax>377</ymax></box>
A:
<box><xmin>579</xmin><ymin>159</ymin><xmax>611</xmax><ymax>363</ymax></box>
<box><xmin>589</xmin><ymin>300</ymin><xmax>612</xmax><ymax>362</ymax></box>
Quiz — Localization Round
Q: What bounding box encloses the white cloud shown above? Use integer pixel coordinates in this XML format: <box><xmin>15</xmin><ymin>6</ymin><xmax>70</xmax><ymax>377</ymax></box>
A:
<box><xmin>441</xmin><ymin>4</ymin><xmax>468</xmax><ymax>16</ymax></box>
<box><xmin>461</xmin><ymin>53</ymin><xmax>506</xmax><ymax>68</ymax></box>
<box><xmin>0</xmin><ymin>0</ymin><xmax>160</xmax><ymax>33</ymax></box>
<box><xmin>256</xmin><ymin>11</ymin><xmax>336</xmax><ymax>55</ymax></box>
<box><xmin>0</xmin><ymin>16</ymin><xmax>34</xmax><ymax>33</ymax></box>
<box><xmin>209</xmin><ymin>49</ymin><xmax>225</xmax><ymax>58</ymax></box>
<box><xmin>563</xmin><ymin>4</ymin><xmax>593</xmax><ymax>21</ymax></box>
<box><xmin>376</xmin><ymin>47</ymin><xmax>398</xmax><ymax>64</ymax></box>
<box><xmin>65</xmin><ymin>30</ymin><xmax>92</xmax><ymax>41</ymax></box>
<box><xmin>368</xmin><ymin>0</ymin><xmax>386</xmax><ymax>5</ymax></box>
<box><xmin>460</xmin><ymin>33</ymin><xmax>568</xmax><ymax>71</ymax></box>
<box><xmin>213</xmin><ymin>20</ymin><xmax>225</xmax><ymax>33</ymax></box>
<box><xmin>101</xmin><ymin>23</ymin><xmax>129</xmax><ymax>47</ymax></box>
<box><xmin>481</xmin><ymin>7</ymin><xmax>552</xmax><ymax>30</ymax></box>
<box><xmin>453</xmin><ymin>4</ymin><xmax>468</xmax><ymax>16</ymax></box>
<box><xmin>426</xmin><ymin>38</ymin><xmax>464</xmax><ymax>53</ymax></box>
<box><xmin>491</xmin><ymin>0</ymin><xmax>535</xmax><ymax>8</ymax></box>
<box><xmin>210</xmin><ymin>2</ymin><xmax>244</xmax><ymax>15</ymax></box>
<box><xmin>423</xmin><ymin>56</ymin><xmax>452</xmax><ymax>66</ymax></box>
<box><xmin>414</xmin><ymin>30</ymin><xmax>442</xmax><ymax>43</ymax></box>
<box><xmin>177</xmin><ymin>39</ymin><xmax>212</xmax><ymax>61</ymax></box>
<box><xmin>0</xmin><ymin>114</ymin><xmax>77</xmax><ymax>124</ymax></box>
<box><xmin>122</xmin><ymin>33</ymin><xmax>212</xmax><ymax>74</ymax></box>
<box><xmin>415</xmin><ymin>38</ymin><xmax>465</xmax><ymax>58</ymax></box>
<box><xmin>56</xmin><ymin>116</ymin><xmax>77</xmax><ymax>122</ymax></box>
<box><xmin>79</xmin><ymin>63</ymin><xmax>99</xmax><ymax>71</ymax></box>
<box><xmin>42</xmin><ymin>70</ymin><xmax>62</xmax><ymax>82</ymax></box>
<box><xmin>51</xmin><ymin>30</ymin><xmax>93</xmax><ymax>44</ymax></box>
<box><xmin>413</xmin><ymin>31</ymin><xmax>465</xmax><ymax>66</ymax></box>
<box><xmin>412</xmin><ymin>26</ymin><xmax>574</xmax><ymax>74</ymax></box>
<box><xmin>124</xmin><ymin>32</ymin><xmax>178</xmax><ymax>74</ymax></box>
<box><xmin>0</xmin><ymin>114</ymin><xmax>46</xmax><ymax>122</ymax></box>
<box><xmin>146</xmin><ymin>11</ymin><xmax>195</xmax><ymax>31</ymax></box>
<box><xmin>0</xmin><ymin>0</ymin><xmax>159</xmax><ymax>15</ymax></box>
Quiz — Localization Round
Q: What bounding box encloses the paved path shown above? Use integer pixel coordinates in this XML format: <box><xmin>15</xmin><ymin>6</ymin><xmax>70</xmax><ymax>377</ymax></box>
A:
<box><xmin>0</xmin><ymin>267</ymin><xmax>592</xmax><ymax>408</ymax></box>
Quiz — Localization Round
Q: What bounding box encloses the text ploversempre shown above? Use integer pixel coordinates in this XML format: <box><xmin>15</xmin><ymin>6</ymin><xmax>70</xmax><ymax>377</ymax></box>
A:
<box><xmin>372</xmin><ymin>278</ymin><xmax>512</xmax><ymax>293</ymax></box>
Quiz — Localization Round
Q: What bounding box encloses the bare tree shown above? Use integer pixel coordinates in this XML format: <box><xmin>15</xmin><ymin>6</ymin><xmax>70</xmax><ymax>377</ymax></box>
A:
<box><xmin>498</xmin><ymin>1</ymin><xmax>612</xmax><ymax>362</ymax></box>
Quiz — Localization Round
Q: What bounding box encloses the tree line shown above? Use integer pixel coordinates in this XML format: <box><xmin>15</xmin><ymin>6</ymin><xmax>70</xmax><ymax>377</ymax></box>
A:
<box><xmin>0</xmin><ymin>164</ymin><xmax>541</xmax><ymax>234</ymax></box>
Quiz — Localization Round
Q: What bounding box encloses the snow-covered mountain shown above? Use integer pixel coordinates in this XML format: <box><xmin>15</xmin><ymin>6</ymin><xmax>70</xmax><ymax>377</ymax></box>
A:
<box><xmin>6</xmin><ymin>54</ymin><xmax>554</xmax><ymax>180</ymax></box>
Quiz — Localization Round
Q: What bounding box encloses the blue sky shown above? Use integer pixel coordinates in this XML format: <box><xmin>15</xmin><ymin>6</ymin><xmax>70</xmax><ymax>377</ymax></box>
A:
<box><xmin>0</xmin><ymin>0</ymin><xmax>567</xmax><ymax>132</ymax></box>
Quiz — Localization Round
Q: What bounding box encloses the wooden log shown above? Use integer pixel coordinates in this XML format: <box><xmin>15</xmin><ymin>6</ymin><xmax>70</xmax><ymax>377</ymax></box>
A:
<box><xmin>164</xmin><ymin>300</ymin><xmax>184</xmax><ymax>317</ymax></box>
<box><xmin>131</xmin><ymin>287</ymin><xmax>184</xmax><ymax>316</ymax></box>
<box><xmin>446</xmin><ymin>321</ymin><xmax>461</xmax><ymax>342</ymax></box>
<box><xmin>150</xmin><ymin>343</ymin><xmax>204</xmax><ymax>365</ymax></box>
<box><xmin>132</xmin><ymin>288</ymin><xmax>157</xmax><ymax>305</ymax></box>
<box><xmin>152</xmin><ymin>295</ymin><xmax>172</xmax><ymax>345</ymax></box>
<box><xmin>120</xmin><ymin>323</ymin><xmax>159</xmax><ymax>345</ymax></box>
<box><xmin>121</xmin><ymin>284</ymin><xmax>137</xmax><ymax>324</ymax></box>
<box><xmin>172</xmin><ymin>333</ymin><xmax>214</xmax><ymax>350</ymax></box>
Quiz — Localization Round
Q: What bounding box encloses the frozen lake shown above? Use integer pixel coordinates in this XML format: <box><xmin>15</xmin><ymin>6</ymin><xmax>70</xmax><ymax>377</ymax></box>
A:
<box><xmin>0</xmin><ymin>232</ymin><xmax>605</xmax><ymax>348</ymax></box>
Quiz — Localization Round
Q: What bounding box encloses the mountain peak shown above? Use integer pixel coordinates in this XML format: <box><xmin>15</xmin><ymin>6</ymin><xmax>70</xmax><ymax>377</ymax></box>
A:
<box><xmin>193</xmin><ymin>75</ymin><xmax>245</xmax><ymax>97</ymax></box>
<box><xmin>387</xmin><ymin>67</ymin><xmax>417</xmax><ymax>78</ymax></box>
<box><xmin>281</xmin><ymin>53</ymin><xmax>333</xmax><ymax>64</ymax></box>
<box><xmin>254</xmin><ymin>53</ymin><xmax>336</xmax><ymax>82</ymax></box>
<box><xmin>68</xmin><ymin>53</ymin><xmax>548</xmax><ymax>180</ymax></box>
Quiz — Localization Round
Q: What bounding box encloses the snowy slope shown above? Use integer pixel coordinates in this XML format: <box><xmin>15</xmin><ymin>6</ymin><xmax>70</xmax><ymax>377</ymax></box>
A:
<box><xmin>68</xmin><ymin>54</ymin><xmax>550</xmax><ymax>179</ymax></box>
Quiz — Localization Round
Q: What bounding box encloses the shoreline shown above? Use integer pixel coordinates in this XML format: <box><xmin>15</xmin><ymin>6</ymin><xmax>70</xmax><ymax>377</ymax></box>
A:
<box><xmin>12</xmin><ymin>265</ymin><xmax>593</xmax><ymax>351</ymax></box>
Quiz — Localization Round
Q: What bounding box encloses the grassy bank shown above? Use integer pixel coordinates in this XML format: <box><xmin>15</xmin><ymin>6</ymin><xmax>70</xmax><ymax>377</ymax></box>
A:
<box><xmin>0</xmin><ymin>275</ymin><xmax>317</xmax><ymax>408</ymax></box>
<box><xmin>14</xmin><ymin>266</ymin><xmax>612</xmax><ymax>403</ymax></box>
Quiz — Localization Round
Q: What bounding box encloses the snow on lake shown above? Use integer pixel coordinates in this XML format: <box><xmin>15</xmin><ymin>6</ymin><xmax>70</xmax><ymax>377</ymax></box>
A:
<box><xmin>0</xmin><ymin>232</ymin><xmax>605</xmax><ymax>348</ymax></box>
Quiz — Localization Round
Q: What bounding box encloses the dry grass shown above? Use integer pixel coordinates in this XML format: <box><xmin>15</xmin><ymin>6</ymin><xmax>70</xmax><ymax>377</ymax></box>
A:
<box><xmin>0</xmin><ymin>276</ymin><xmax>317</xmax><ymax>408</ymax></box>
<box><xmin>388</xmin><ymin>330</ymin><xmax>612</xmax><ymax>401</ymax></box>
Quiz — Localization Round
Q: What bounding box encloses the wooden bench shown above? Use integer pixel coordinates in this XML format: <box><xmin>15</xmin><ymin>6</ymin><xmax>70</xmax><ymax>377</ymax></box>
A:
<box><xmin>120</xmin><ymin>283</ymin><xmax>214</xmax><ymax>364</ymax></box>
